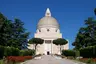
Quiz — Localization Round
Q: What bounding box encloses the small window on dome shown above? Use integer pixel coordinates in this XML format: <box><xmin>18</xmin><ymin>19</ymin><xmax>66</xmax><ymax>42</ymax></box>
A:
<box><xmin>56</xmin><ymin>29</ymin><xmax>58</xmax><ymax>32</ymax></box>
<box><xmin>47</xmin><ymin>13</ymin><xmax>49</xmax><ymax>15</ymax></box>
<box><xmin>39</xmin><ymin>29</ymin><xmax>41</xmax><ymax>32</ymax></box>
<box><xmin>47</xmin><ymin>29</ymin><xmax>49</xmax><ymax>32</ymax></box>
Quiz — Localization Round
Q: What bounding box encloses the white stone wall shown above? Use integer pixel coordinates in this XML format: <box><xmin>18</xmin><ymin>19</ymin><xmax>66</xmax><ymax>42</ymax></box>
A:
<box><xmin>28</xmin><ymin>27</ymin><xmax>69</xmax><ymax>55</ymax></box>
<box><xmin>35</xmin><ymin>28</ymin><xmax>62</xmax><ymax>39</ymax></box>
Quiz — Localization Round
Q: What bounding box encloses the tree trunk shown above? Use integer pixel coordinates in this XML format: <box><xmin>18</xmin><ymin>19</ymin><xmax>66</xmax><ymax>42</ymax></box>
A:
<box><xmin>60</xmin><ymin>45</ymin><xmax>61</xmax><ymax>54</ymax></box>
<box><xmin>35</xmin><ymin>44</ymin><xmax>37</xmax><ymax>51</ymax></box>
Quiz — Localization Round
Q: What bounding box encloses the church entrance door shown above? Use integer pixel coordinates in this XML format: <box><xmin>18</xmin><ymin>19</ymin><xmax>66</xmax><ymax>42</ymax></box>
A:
<box><xmin>47</xmin><ymin>51</ymin><xmax>50</xmax><ymax>55</ymax></box>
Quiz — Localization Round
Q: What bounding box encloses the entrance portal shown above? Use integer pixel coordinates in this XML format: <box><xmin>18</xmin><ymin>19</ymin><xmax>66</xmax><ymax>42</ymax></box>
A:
<box><xmin>44</xmin><ymin>43</ymin><xmax>51</xmax><ymax>55</ymax></box>
<box><xmin>47</xmin><ymin>51</ymin><xmax>50</xmax><ymax>55</ymax></box>
<box><xmin>44</xmin><ymin>40</ymin><xmax>52</xmax><ymax>55</ymax></box>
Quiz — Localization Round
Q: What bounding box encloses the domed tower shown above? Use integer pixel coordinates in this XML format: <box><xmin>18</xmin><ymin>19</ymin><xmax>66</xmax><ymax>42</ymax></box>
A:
<box><xmin>37</xmin><ymin>8</ymin><xmax>60</xmax><ymax>33</ymax></box>
<box><xmin>33</xmin><ymin>8</ymin><xmax>68</xmax><ymax>55</ymax></box>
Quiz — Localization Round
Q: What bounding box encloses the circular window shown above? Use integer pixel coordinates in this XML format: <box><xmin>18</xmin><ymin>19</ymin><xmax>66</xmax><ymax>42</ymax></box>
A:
<box><xmin>39</xmin><ymin>29</ymin><xmax>41</xmax><ymax>32</ymax></box>
<box><xmin>56</xmin><ymin>29</ymin><xmax>58</xmax><ymax>32</ymax></box>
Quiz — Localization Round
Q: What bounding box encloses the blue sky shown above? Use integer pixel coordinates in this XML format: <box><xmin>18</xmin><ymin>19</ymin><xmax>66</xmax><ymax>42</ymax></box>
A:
<box><xmin>0</xmin><ymin>0</ymin><xmax>96</xmax><ymax>49</ymax></box>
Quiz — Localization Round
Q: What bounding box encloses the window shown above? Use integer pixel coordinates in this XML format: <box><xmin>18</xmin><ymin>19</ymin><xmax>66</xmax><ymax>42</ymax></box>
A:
<box><xmin>45</xmin><ymin>40</ymin><xmax>51</xmax><ymax>43</ymax></box>
<box><xmin>47</xmin><ymin>13</ymin><xmax>50</xmax><ymax>15</ymax></box>
<box><xmin>56</xmin><ymin>29</ymin><xmax>58</xmax><ymax>32</ymax></box>
<box><xmin>39</xmin><ymin>29</ymin><xmax>41</xmax><ymax>32</ymax></box>
<box><xmin>47</xmin><ymin>29</ymin><xmax>49</xmax><ymax>32</ymax></box>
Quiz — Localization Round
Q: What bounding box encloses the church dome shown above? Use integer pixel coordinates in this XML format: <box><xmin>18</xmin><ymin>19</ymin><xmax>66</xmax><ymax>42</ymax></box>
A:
<box><xmin>37</xmin><ymin>8</ymin><xmax>59</xmax><ymax>29</ymax></box>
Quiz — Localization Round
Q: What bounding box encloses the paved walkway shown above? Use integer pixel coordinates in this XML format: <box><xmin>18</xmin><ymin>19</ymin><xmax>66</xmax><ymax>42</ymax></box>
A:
<box><xmin>22</xmin><ymin>55</ymin><xmax>85</xmax><ymax>64</ymax></box>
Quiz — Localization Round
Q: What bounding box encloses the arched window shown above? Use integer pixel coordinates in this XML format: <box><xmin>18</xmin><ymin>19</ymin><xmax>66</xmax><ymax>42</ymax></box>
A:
<box><xmin>39</xmin><ymin>29</ymin><xmax>41</xmax><ymax>32</ymax></box>
<box><xmin>56</xmin><ymin>29</ymin><xmax>58</xmax><ymax>32</ymax></box>
<box><xmin>47</xmin><ymin>29</ymin><xmax>49</xmax><ymax>32</ymax></box>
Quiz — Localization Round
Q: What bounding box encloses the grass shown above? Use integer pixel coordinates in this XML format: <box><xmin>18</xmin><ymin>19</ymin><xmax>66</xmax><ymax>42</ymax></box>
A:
<box><xmin>0</xmin><ymin>59</ymin><xmax>21</xmax><ymax>64</ymax></box>
<box><xmin>75</xmin><ymin>58</ymin><xmax>96</xmax><ymax>64</ymax></box>
<box><xmin>63</xmin><ymin>56</ymin><xmax>96</xmax><ymax>64</ymax></box>
<box><xmin>0</xmin><ymin>59</ymin><xmax>4</xmax><ymax>64</ymax></box>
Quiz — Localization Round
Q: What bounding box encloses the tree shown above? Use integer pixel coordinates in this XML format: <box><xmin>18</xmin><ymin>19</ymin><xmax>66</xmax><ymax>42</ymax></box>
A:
<box><xmin>53</xmin><ymin>38</ymin><xmax>68</xmax><ymax>54</ymax></box>
<box><xmin>72</xmin><ymin>17</ymin><xmax>96</xmax><ymax>50</ymax></box>
<box><xmin>21</xmin><ymin>32</ymin><xmax>30</xmax><ymax>49</ymax></box>
<box><xmin>8</xmin><ymin>18</ymin><xmax>29</xmax><ymax>49</ymax></box>
<box><xmin>94</xmin><ymin>8</ymin><xmax>96</xmax><ymax>15</ymax></box>
<box><xmin>0</xmin><ymin>13</ymin><xmax>12</xmax><ymax>46</ymax></box>
<box><xmin>73</xmin><ymin>9</ymin><xmax>96</xmax><ymax>50</ymax></box>
<box><xmin>0</xmin><ymin>12</ymin><xmax>7</xmax><ymax>28</ymax></box>
<box><xmin>29</xmin><ymin>38</ymin><xmax>44</xmax><ymax>51</ymax></box>
<box><xmin>0</xmin><ymin>12</ymin><xmax>29</xmax><ymax>49</ymax></box>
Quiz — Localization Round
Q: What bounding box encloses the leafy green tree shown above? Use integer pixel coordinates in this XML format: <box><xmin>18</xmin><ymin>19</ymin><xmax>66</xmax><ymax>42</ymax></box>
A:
<box><xmin>0</xmin><ymin>12</ymin><xmax>6</xmax><ymax>28</ymax></box>
<box><xmin>0</xmin><ymin>13</ymin><xmax>12</xmax><ymax>46</ymax></box>
<box><xmin>73</xmin><ymin>8</ymin><xmax>96</xmax><ymax>50</ymax></box>
<box><xmin>8</xmin><ymin>19</ymin><xmax>29</xmax><ymax>49</ymax></box>
<box><xmin>0</xmin><ymin>13</ymin><xmax>29</xmax><ymax>49</ymax></box>
<box><xmin>94</xmin><ymin>8</ymin><xmax>96</xmax><ymax>15</ymax></box>
<box><xmin>21</xmin><ymin>32</ymin><xmax>30</xmax><ymax>49</ymax></box>
<box><xmin>72</xmin><ymin>17</ymin><xmax>96</xmax><ymax>50</ymax></box>
<box><xmin>53</xmin><ymin>38</ymin><xmax>68</xmax><ymax>54</ymax></box>
<box><xmin>29</xmin><ymin>38</ymin><xmax>44</xmax><ymax>51</ymax></box>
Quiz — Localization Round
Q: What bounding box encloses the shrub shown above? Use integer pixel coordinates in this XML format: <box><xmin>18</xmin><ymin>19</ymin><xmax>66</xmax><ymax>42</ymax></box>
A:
<box><xmin>0</xmin><ymin>46</ymin><xmax>5</xmax><ymax>59</ymax></box>
<box><xmin>7</xmin><ymin>56</ymin><xmax>32</xmax><ymax>63</ymax></box>
<box><xmin>4</xmin><ymin>47</ymin><xmax>12</xmax><ymax>56</ymax></box>
<box><xmin>0</xmin><ymin>46</ymin><xmax>35</xmax><ymax>59</ymax></box>
<box><xmin>4</xmin><ymin>47</ymin><xmax>20</xmax><ymax>56</ymax></box>
<box><xmin>86</xmin><ymin>58</ymin><xmax>92</xmax><ymax>63</ymax></box>
<box><xmin>80</xmin><ymin>45</ymin><xmax>96</xmax><ymax>58</ymax></box>
<box><xmin>79</xmin><ymin>58</ymin><xmax>94</xmax><ymax>63</ymax></box>
<box><xmin>0</xmin><ymin>59</ymin><xmax>4</xmax><ymax>64</ymax></box>
<box><xmin>75</xmin><ymin>50</ymin><xmax>80</xmax><ymax>57</ymax></box>
<box><xmin>62</xmin><ymin>50</ymin><xmax>76</xmax><ymax>57</ymax></box>
<box><xmin>20</xmin><ymin>49</ymin><xmax>35</xmax><ymax>56</ymax></box>
<box><xmin>11</xmin><ymin>47</ymin><xmax>20</xmax><ymax>56</ymax></box>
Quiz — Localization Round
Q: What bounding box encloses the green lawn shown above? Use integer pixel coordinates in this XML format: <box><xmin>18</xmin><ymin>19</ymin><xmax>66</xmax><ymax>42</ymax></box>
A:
<box><xmin>0</xmin><ymin>59</ymin><xmax>20</xmax><ymax>64</ymax></box>
<box><xmin>75</xmin><ymin>58</ymin><xmax>96</xmax><ymax>64</ymax></box>
<box><xmin>0</xmin><ymin>60</ymin><xmax>4</xmax><ymax>64</ymax></box>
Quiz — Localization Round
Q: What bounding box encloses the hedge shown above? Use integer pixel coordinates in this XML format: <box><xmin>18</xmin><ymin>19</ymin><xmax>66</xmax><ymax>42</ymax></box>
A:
<box><xmin>80</xmin><ymin>45</ymin><xmax>96</xmax><ymax>58</ymax></box>
<box><xmin>0</xmin><ymin>46</ymin><xmax>35</xmax><ymax>59</ymax></box>
<box><xmin>0</xmin><ymin>46</ymin><xmax>5</xmax><ymax>59</ymax></box>
<box><xmin>4</xmin><ymin>46</ymin><xmax>20</xmax><ymax>56</ymax></box>
<box><xmin>62</xmin><ymin>50</ymin><xmax>76</xmax><ymax>57</ymax></box>
<box><xmin>20</xmin><ymin>49</ymin><xmax>35</xmax><ymax>56</ymax></box>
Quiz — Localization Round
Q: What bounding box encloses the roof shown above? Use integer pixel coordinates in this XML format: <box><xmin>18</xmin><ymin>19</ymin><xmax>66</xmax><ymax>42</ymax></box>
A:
<box><xmin>37</xmin><ymin>8</ymin><xmax>59</xmax><ymax>29</ymax></box>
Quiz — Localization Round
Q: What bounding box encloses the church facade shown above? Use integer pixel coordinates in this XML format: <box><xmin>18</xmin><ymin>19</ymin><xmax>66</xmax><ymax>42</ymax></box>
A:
<box><xmin>28</xmin><ymin>8</ymin><xmax>69</xmax><ymax>55</ymax></box>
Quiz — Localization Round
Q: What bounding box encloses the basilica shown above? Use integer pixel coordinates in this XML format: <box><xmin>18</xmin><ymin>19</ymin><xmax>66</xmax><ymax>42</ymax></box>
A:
<box><xmin>28</xmin><ymin>8</ymin><xmax>69</xmax><ymax>55</ymax></box>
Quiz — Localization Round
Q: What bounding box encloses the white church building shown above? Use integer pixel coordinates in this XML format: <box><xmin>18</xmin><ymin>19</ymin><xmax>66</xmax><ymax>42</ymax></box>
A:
<box><xmin>28</xmin><ymin>8</ymin><xmax>69</xmax><ymax>55</ymax></box>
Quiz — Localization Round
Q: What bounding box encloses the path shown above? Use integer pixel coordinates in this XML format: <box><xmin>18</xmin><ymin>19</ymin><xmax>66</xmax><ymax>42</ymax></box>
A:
<box><xmin>21</xmin><ymin>55</ymin><xmax>86</xmax><ymax>64</ymax></box>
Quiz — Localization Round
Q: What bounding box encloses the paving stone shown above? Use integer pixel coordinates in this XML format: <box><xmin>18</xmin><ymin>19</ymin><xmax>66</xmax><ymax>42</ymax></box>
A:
<box><xmin>21</xmin><ymin>55</ymin><xmax>86</xmax><ymax>64</ymax></box>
